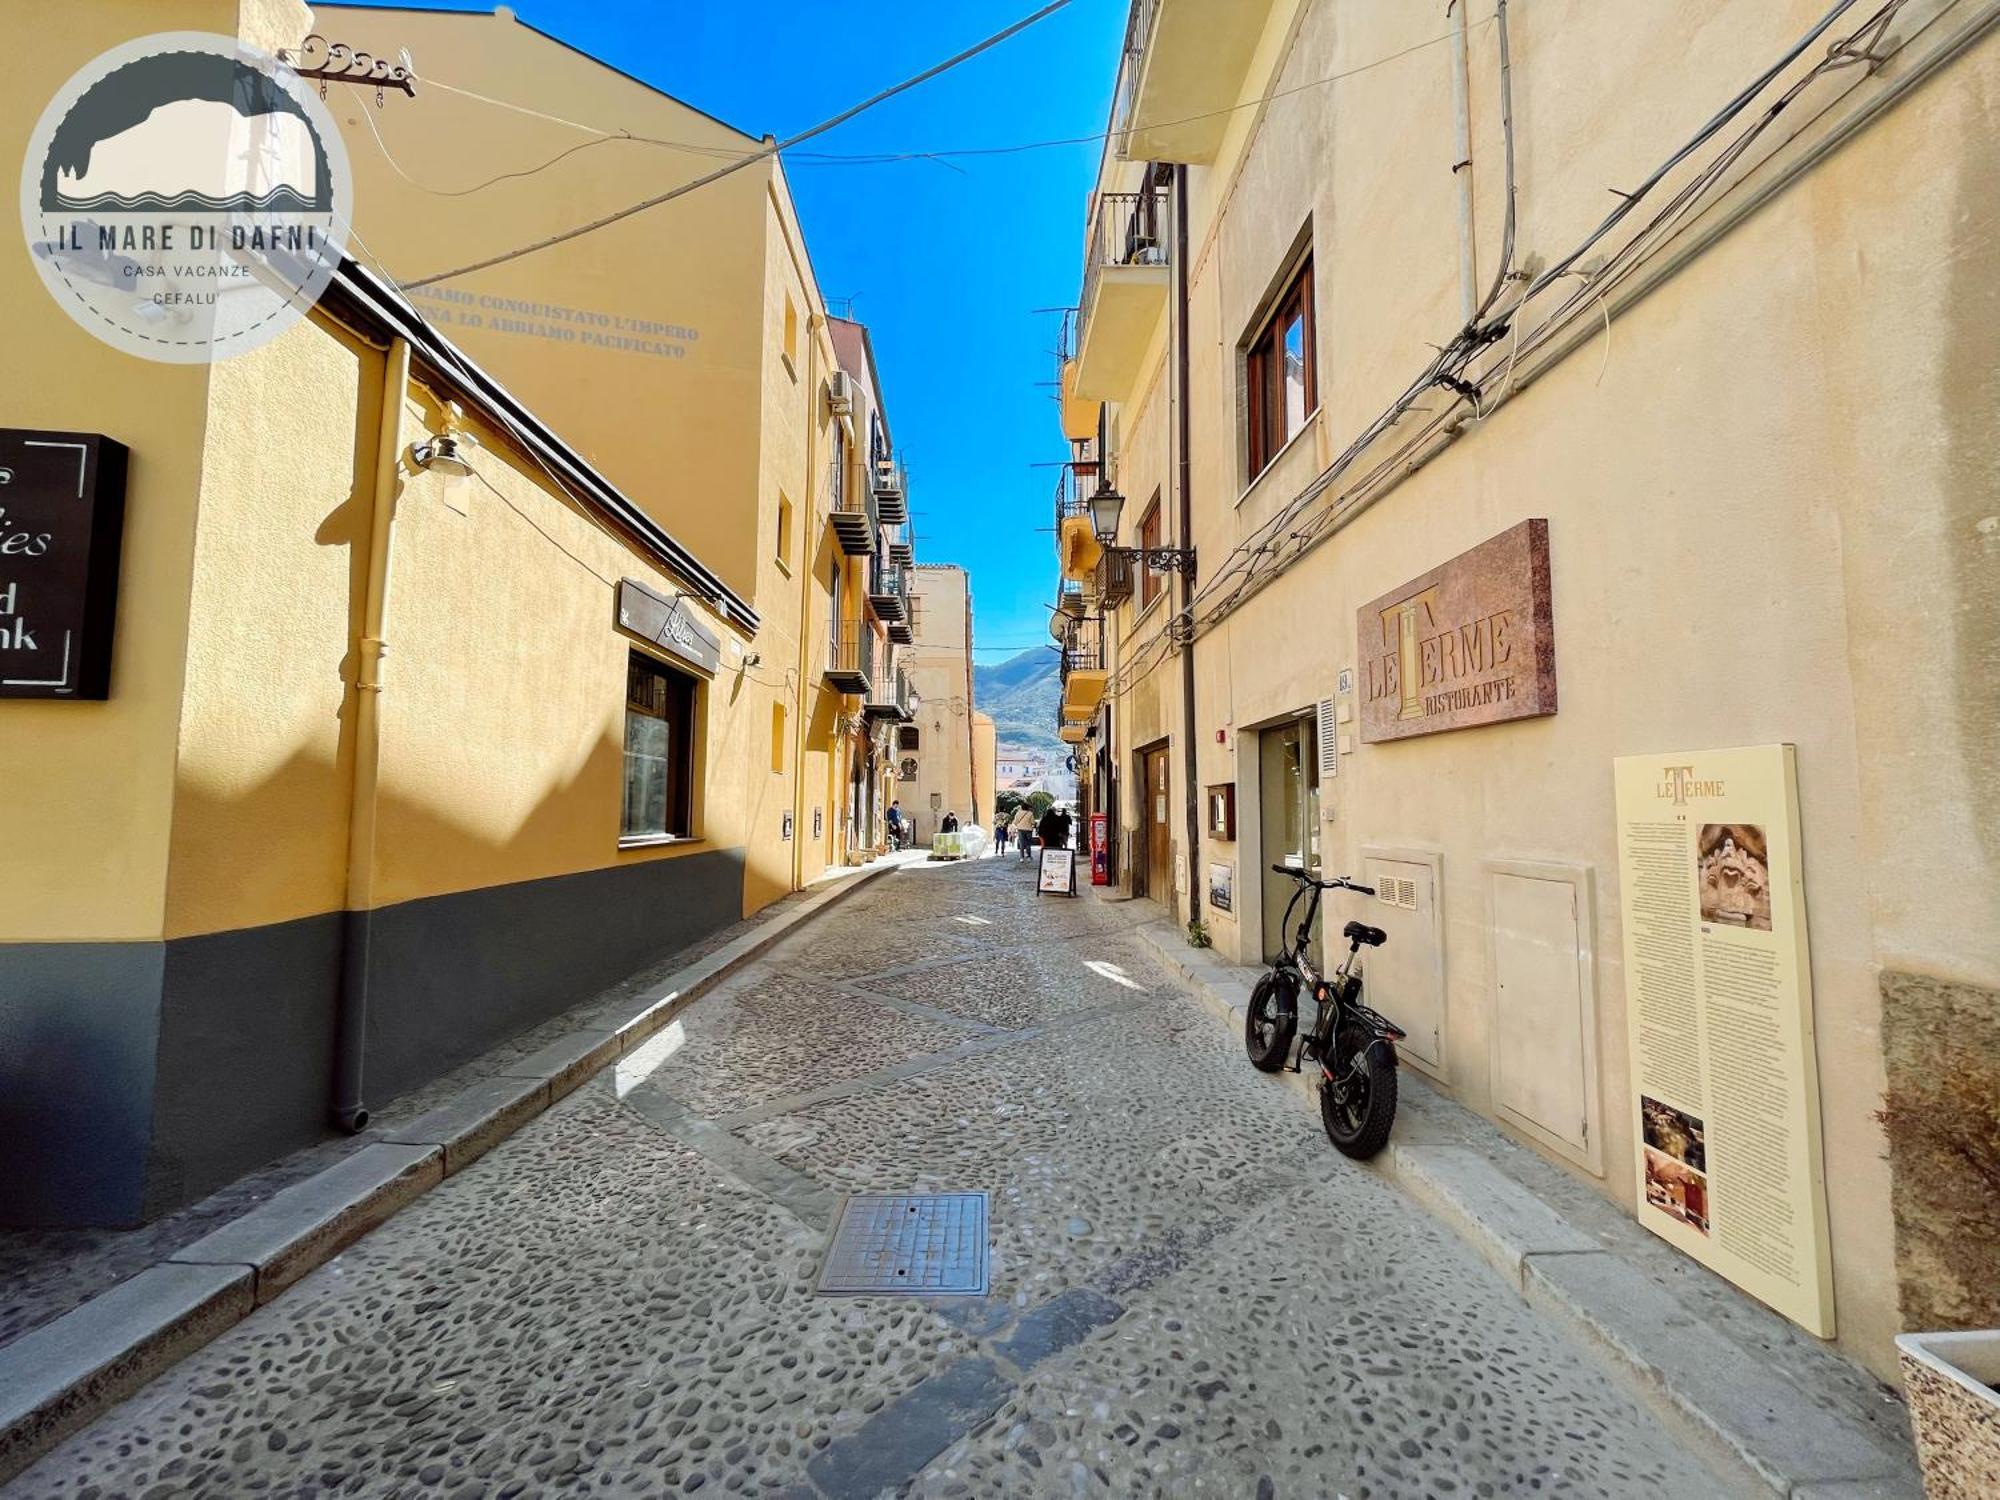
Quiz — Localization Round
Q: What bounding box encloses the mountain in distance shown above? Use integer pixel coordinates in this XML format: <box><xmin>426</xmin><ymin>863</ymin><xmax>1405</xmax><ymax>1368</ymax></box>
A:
<box><xmin>973</xmin><ymin>646</ymin><xmax>1061</xmax><ymax>756</ymax></box>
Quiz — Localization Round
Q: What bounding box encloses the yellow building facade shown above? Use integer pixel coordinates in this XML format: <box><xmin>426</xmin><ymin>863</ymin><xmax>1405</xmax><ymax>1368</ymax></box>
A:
<box><xmin>1060</xmin><ymin>0</ymin><xmax>2000</xmax><ymax>1379</ymax></box>
<box><xmin>0</xmin><ymin>0</ymin><xmax>912</xmax><ymax>1225</ymax></box>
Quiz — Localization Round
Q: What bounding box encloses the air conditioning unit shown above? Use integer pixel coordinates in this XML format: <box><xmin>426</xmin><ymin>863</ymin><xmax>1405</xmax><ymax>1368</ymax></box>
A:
<box><xmin>827</xmin><ymin>371</ymin><xmax>854</xmax><ymax>417</ymax></box>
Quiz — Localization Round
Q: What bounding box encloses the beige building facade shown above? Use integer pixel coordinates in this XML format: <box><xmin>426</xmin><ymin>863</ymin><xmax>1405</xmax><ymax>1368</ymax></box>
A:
<box><xmin>901</xmin><ymin>565</ymin><xmax>981</xmax><ymax>844</ymax></box>
<box><xmin>1058</xmin><ymin>0</ymin><xmax>2000</xmax><ymax>1380</ymax></box>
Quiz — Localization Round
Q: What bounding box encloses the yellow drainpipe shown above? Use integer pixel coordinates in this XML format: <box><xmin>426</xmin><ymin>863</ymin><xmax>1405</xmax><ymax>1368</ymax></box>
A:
<box><xmin>332</xmin><ymin>334</ymin><xmax>410</xmax><ymax>1133</ymax></box>
<box><xmin>790</xmin><ymin>315</ymin><xmax>822</xmax><ymax>892</ymax></box>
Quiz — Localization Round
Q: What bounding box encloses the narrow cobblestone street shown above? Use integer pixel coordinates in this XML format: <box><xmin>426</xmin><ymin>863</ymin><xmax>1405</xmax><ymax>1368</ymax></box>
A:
<box><xmin>8</xmin><ymin>862</ymin><xmax>1729</xmax><ymax>1499</ymax></box>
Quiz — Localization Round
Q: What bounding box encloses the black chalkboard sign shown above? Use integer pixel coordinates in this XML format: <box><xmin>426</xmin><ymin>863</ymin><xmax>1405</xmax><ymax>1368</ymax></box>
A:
<box><xmin>0</xmin><ymin>430</ymin><xmax>127</xmax><ymax>699</ymax></box>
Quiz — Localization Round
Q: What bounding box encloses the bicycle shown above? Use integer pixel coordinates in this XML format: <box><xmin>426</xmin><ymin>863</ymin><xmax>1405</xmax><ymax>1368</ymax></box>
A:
<box><xmin>1243</xmin><ymin>864</ymin><xmax>1405</xmax><ymax>1159</ymax></box>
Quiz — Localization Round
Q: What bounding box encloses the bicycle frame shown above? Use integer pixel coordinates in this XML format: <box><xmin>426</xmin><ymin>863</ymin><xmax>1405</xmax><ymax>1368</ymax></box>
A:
<box><xmin>1268</xmin><ymin>868</ymin><xmax>1401</xmax><ymax>1069</ymax></box>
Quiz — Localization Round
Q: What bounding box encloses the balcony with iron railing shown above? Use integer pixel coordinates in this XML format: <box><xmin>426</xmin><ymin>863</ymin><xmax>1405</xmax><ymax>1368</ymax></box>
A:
<box><xmin>868</xmin><ymin>561</ymin><xmax>908</xmax><ymax>624</ymax></box>
<box><xmin>1072</xmin><ymin>183</ymin><xmax>1169</xmax><ymax>404</ymax></box>
<box><xmin>863</xmin><ymin>658</ymin><xmax>914</xmax><ymax>721</ymax></box>
<box><xmin>825</xmin><ymin>624</ymin><xmax>873</xmax><ymax>694</ymax></box>
<box><xmin>1061</xmin><ymin>616</ymin><xmax>1107</xmax><ymax>717</ymax></box>
<box><xmin>828</xmin><ymin>455</ymin><xmax>877</xmax><ymax>555</ymax></box>
<box><xmin>872</xmin><ymin>458</ymin><xmax>908</xmax><ymax>525</ymax></box>
<box><xmin>1095</xmin><ymin>546</ymin><xmax>1135</xmax><ymax>607</ymax></box>
<box><xmin>1112</xmin><ymin>0</ymin><xmax>1281</xmax><ymax>166</ymax></box>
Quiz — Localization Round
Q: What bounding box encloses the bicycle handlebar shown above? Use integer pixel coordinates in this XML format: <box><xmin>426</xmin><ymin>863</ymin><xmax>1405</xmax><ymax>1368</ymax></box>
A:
<box><xmin>1268</xmin><ymin>864</ymin><xmax>1375</xmax><ymax>896</ymax></box>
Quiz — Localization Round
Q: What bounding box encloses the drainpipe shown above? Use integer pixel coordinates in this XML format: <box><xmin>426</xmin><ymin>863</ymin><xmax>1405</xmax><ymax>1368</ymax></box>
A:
<box><xmin>332</xmin><ymin>335</ymin><xmax>411</xmax><ymax>1134</ymax></box>
<box><xmin>791</xmin><ymin>316</ymin><xmax>822</xmax><ymax>892</ymax></box>
<box><xmin>1173</xmin><ymin>164</ymin><xmax>1201</xmax><ymax>933</ymax></box>
<box><xmin>1448</xmin><ymin>0</ymin><xmax>1479</xmax><ymax>324</ymax></box>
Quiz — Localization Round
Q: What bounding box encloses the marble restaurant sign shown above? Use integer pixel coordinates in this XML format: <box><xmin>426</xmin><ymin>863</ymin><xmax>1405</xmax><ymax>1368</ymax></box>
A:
<box><xmin>1358</xmin><ymin>518</ymin><xmax>1555</xmax><ymax>744</ymax></box>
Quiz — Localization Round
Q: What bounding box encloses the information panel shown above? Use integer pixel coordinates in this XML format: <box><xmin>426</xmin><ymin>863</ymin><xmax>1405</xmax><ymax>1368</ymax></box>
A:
<box><xmin>1037</xmin><ymin>848</ymin><xmax>1076</xmax><ymax>896</ymax></box>
<box><xmin>1613</xmin><ymin>744</ymin><xmax>1833</xmax><ymax>1335</ymax></box>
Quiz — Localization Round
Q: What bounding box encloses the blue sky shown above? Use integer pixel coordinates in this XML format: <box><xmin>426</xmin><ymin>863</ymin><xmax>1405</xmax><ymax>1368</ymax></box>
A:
<box><xmin>341</xmin><ymin>0</ymin><xmax>1125</xmax><ymax>658</ymax></box>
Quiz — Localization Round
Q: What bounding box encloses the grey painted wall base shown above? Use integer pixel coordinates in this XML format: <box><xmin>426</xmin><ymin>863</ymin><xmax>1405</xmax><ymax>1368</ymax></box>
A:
<box><xmin>0</xmin><ymin>848</ymin><xmax>746</xmax><ymax>1229</ymax></box>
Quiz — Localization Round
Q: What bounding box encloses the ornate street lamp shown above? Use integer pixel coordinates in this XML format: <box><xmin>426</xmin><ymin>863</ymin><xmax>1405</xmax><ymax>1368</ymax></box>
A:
<box><xmin>1085</xmin><ymin>480</ymin><xmax>1195</xmax><ymax>576</ymax></box>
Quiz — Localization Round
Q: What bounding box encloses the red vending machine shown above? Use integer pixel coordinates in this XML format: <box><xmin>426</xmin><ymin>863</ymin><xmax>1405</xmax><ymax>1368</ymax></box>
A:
<box><xmin>1089</xmin><ymin>812</ymin><xmax>1110</xmax><ymax>886</ymax></box>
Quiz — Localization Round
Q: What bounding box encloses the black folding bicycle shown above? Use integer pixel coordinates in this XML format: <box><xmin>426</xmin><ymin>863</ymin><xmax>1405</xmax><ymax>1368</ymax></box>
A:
<box><xmin>1244</xmin><ymin>864</ymin><xmax>1405</xmax><ymax>1159</ymax></box>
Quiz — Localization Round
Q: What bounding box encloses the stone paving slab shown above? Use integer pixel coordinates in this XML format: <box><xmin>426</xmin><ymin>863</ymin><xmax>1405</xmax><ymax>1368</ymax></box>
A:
<box><xmin>167</xmin><ymin>1143</ymin><xmax>444</xmax><ymax>1304</ymax></box>
<box><xmin>1129</xmin><ymin>912</ymin><xmax>1923</xmax><ymax>1500</ymax></box>
<box><xmin>381</xmin><ymin>1073</ymin><xmax>551</xmax><ymax>1174</ymax></box>
<box><xmin>0</xmin><ymin>1264</ymin><xmax>252</xmax><ymax>1484</ymax></box>
<box><xmin>495</xmin><ymin>1026</ymin><xmax>621</xmax><ymax>1100</ymax></box>
<box><xmin>1391</xmin><ymin>1142</ymin><xmax>1602</xmax><ymax>1284</ymax></box>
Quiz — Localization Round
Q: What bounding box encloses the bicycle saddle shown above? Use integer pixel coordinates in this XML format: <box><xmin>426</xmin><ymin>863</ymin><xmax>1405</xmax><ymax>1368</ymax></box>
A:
<box><xmin>1343</xmin><ymin>921</ymin><xmax>1387</xmax><ymax>948</ymax></box>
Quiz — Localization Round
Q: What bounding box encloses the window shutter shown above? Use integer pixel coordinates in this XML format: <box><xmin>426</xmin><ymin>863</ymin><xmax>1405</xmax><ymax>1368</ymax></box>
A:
<box><xmin>1315</xmin><ymin>698</ymin><xmax>1338</xmax><ymax>780</ymax></box>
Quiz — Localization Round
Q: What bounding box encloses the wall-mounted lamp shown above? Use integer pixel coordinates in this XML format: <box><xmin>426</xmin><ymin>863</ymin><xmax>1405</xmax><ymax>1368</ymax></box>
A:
<box><xmin>1085</xmin><ymin>480</ymin><xmax>1195</xmax><ymax>575</ymax></box>
<box><xmin>412</xmin><ymin>405</ymin><xmax>480</xmax><ymax>478</ymax></box>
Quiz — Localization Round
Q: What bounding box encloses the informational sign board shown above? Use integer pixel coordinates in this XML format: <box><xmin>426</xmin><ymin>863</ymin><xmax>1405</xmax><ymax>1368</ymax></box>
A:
<box><xmin>1089</xmin><ymin>812</ymin><xmax>1110</xmax><ymax>886</ymax></box>
<box><xmin>1359</xmin><ymin>518</ymin><xmax>1555</xmax><ymax>743</ymax></box>
<box><xmin>1207</xmin><ymin>862</ymin><xmax>1234</xmax><ymax>912</ymax></box>
<box><xmin>0</xmin><ymin>429</ymin><xmax>128</xmax><ymax>699</ymax></box>
<box><xmin>1037</xmin><ymin>847</ymin><xmax>1076</xmax><ymax>896</ymax></box>
<box><xmin>1612</xmin><ymin>743</ymin><xmax>1833</xmax><ymax>1336</ymax></box>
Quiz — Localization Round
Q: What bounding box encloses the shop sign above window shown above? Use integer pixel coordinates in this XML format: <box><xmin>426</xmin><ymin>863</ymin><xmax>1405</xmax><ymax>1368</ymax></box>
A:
<box><xmin>0</xmin><ymin>429</ymin><xmax>127</xmax><ymax>700</ymax></box>
<box><xmin>617</xmin><ymin>577</ymin><xmax>721</xmax><ymax>675</ymax></box>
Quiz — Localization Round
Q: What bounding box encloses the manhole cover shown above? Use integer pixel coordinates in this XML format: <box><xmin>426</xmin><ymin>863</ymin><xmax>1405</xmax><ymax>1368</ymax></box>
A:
<box><xmin>817</xmin><ymin>1192</ymin><xmax>990</xmax><ymax>1296</ymax></box>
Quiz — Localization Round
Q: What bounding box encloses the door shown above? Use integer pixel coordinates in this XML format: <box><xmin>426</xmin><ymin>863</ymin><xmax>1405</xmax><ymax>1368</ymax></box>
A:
<box><xmin>1259</xmin><ymin>719</ymin><xmax>1322</xmax><ymax>961</ymax></box>
<box><xmin>1145</xmin><ymin>746</ymin><xmax>1172</xmax><ymax>908</ymax></box>
<box><xmin>1362</xmin><ymin>855</ymin><xmax>1445</xmax><ymax>1074</ymax></box>
<box><xmin>1490</xmin><ymin>868</ymin><xmax>1598</xmax><ymax>1167</ymax></box>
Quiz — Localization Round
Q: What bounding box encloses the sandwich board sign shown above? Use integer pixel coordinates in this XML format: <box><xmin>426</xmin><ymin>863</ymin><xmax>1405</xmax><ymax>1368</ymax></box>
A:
<box><xmin>1037</xmin><ymin>847</ymin><xmax>1076</xmax><ymax>897</ymax></box>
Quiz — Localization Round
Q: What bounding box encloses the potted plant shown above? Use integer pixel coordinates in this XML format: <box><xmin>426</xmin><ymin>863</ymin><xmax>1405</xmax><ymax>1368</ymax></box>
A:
<box><xmin>1897</xmin><ymin>1331</ymin><xmax>2000</xmax><ymax>1499</ymax></box>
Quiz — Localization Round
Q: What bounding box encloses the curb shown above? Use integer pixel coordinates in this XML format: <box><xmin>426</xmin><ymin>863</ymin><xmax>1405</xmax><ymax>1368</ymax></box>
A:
<box><xmin>1130</xmin><ymin>921</ymin><xmax>1920</xmax><ymax>1500</ymax></box>
<box><xmin>0</xmin><ymin>860</ymin><xmax>898</xmax><ymax>1488</ymax></box>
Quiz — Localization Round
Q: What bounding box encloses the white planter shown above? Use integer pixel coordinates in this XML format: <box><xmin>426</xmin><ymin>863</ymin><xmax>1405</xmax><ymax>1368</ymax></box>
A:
<box><xmin>1898</xmin><ymin>1330</ymin><xmax>2000</xmax><ymax>1499</ymax></box>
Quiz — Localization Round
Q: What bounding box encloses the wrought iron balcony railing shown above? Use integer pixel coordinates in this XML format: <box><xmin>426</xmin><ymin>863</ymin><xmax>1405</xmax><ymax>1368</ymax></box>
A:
<box><xmin>826</xmin><ymin>624</ymin><xmax>873</xmax><ymax>693</ymax></box>
<box><xmin>829</xmin><ymin>456</ymin><xmax>877</xmax><ymax>555</ymax></box>
<box><xmin>872</xmin><ymin>459</ymin><xmax>908</xmax><ymax>525</ymax></box>
<box><xmin>1080</xmin><ymin>185</ymin><xmax>1166</xmax><ymax>329</ymax></box>
<box><xmin>868</xmin><ymin>563</ymin><xmax>908</xmax><ymax>624</ymax></box>
<box><xmin>1111</xmin><ymin>0</ymin><xmax>1159</xmax><ymax>141</ymax></box>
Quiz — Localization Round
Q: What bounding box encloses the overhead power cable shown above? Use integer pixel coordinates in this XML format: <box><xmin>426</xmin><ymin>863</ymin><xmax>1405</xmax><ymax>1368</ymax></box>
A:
<box><xmin>406</xmin><ymin>0</ymin><xmax>1074</xmax><ymax>287</ymax></box>
<box><xmin>368</xmin><ymin>15</ymin><xmax>1483</xmax><ymax>205</ymax></box>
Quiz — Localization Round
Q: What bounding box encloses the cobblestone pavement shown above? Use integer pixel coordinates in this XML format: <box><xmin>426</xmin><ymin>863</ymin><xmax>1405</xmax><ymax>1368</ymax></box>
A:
<box><xmin>7</xmin><ymin>860</ymin><xmax>1730</xmax><ymax>1499</ymax></box>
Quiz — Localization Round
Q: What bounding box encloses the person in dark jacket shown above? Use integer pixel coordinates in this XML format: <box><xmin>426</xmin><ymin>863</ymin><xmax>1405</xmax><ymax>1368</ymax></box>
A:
<box><xmin>1036</xmin><ymin>805</ymin><xmax>1067</xmax><ymax>851</ymax></box>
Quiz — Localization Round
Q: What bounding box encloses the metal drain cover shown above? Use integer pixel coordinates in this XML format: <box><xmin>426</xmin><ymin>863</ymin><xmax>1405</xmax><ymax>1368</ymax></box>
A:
<box><xmin>817</xmin><ymin>1192</ymin><xmax>990</xmax><ymax>1296</ymax></box>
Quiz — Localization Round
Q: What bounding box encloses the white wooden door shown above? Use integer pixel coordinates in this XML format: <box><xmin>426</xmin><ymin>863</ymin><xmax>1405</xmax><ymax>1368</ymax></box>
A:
<box><xmin>1490</xmin><ymin>869</ymin><xmax>1596</xmax><ymax>1165</ymax></box>
<box><xmin>1362</xmin><ymin>856</ymin><xmax>1444</xmax><ymax>1074</ymax></box>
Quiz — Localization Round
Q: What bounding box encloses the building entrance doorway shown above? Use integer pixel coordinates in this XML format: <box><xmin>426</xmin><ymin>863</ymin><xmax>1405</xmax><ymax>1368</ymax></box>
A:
<box><xmin>1259</xmin><ymin>717</ymin><xmax>1322</xmax><ymax>962</ymax></box>
<box><xmin>1143</xmin><ymin>744</ymin><xmax>1173</xmax><ymax>910</ymax></box>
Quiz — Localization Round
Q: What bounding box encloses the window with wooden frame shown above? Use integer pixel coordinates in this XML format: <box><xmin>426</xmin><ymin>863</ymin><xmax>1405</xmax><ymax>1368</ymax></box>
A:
<box><xmin>1138</xmin><ymin>492</ymin><xmax>1164</xmax><ymax>609</ymax></box>
<box><xmin>622</xmin><ymin>652</ymin><xmax>697</xmax><ymax>841</ymax></box>
<box><xmin>1245</xmin><ymin>255</ymin><xmax>1316</xmax><ymax>480</ymax></box>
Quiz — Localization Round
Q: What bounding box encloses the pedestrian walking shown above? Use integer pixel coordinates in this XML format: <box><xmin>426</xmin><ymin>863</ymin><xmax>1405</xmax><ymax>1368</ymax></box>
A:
<box><xmin>1010</xmin><ymin>805</ymin><xmax>1036</xmax><ymax>860</ymax></box>
<box><xmin>886</xmin><ymin>801</ymin><xmax>906</xmax><ymax>851</ymax></box>
<box><xmin>1036</xmin><ymin>803</ymin><xmax>1067</xmax><ymax>853</ymax></box>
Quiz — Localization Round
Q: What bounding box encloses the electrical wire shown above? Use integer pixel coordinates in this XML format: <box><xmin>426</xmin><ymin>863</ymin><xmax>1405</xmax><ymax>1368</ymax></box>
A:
<box><xmin>383</xmin><ymin>15</ymin><xmax>1488</xmax><ymax>203</ymax></box>
<box><xmin>405</xmin><ymin>0</ymin><xmax>1074</xmax><ymax>288</ymax></box>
